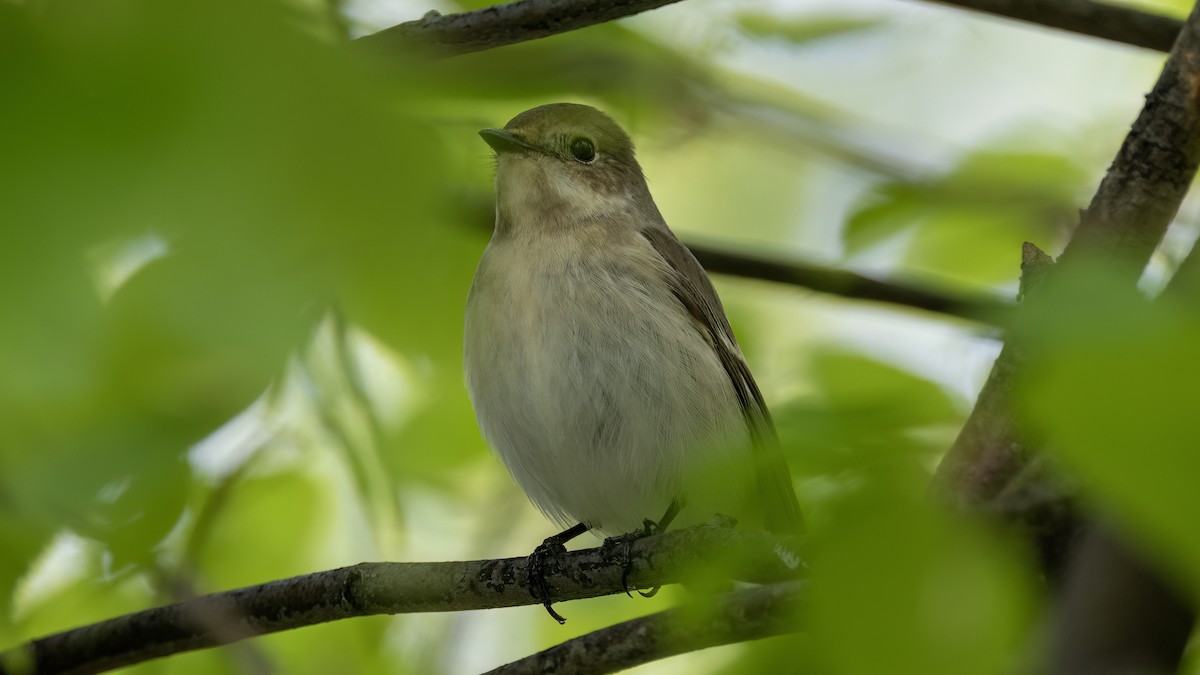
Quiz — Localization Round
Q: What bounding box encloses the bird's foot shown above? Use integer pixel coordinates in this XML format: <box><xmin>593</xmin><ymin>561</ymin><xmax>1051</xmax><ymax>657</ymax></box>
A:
<box><xmin>603</xmin><ymin>517</ymin><xmax>667</xmax><ymax>599</ymax></box>
<box><xmin>527</xmin><ymin>538</ymin><xmax>570</xmax><ymax>624</ymax></box>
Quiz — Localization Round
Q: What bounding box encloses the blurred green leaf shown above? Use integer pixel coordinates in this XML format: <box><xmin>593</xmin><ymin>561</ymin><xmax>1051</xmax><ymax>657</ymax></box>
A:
<box><xmin>424</xmin><ymin>23</ymin><xmax>717</xmax><ymax>128</ymax></box>
<box><xmin>259</xmin><ymin>614</ymin><xmax>395</xmax><ymax>675</ymax></box>
<box><xmin>8</xmin><ymin>539</ymin><xmax>157</xmax><ymax>646</ymax></box>
<box><xmin>806</xmin><ymin>488</ymin><xmax>1037</xmax><ymax>675</ymax></box>
<box><xmin>1016</xmin><ymin>267</ymin><xmax>1200</xmax><ymax>593</ymax></box>
<box><xmin>775</xmin><ymin>349</ymin><xmax>963</xmax><ymax>480</ymax></box>
<box><xmin>0</xmin><ymin>510</ymin><xmax>48</xmax><ymax>622</ymax></box>
<box><xmin>845</xmin><ymin>151</ymin><xmax>1085</xmax><ymax>286</ymax></box>
<box><xmin>0</xmin><ymin>0</ymin><xmax>461</xmax><ymax>601</ymax></box>
<box><xmin>194</xmin><ymin>470</ymin><xmax>321</xmax><ymax>585</ymax></box>
<box><xmin>736</xmin><ymin>12</ymin><xmax>883</xmax><ymax>46</ymax></box>
<box><xmin>1121</xmin><ymin>0</ymin><xmax>1192</xmax><ymax>18</ymax></box>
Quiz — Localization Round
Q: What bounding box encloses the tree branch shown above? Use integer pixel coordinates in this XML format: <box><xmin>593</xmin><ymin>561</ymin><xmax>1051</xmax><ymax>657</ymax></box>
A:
<box><xmin>0</xmin><ymin>524</ymin><xmax>801</xmax><ymax>675</ymax></box>
<box><xmin>687</xmin><ymin>241</ymin><xmax>1012</xmax><ymax>325</ymax></box>
<box><xmin>924</xmin><ymin>0</ymin><xmax>1181</xmax><ymax>53</ymax></box>
<box><xmin>1042</xmin><ymin>524</ymin><xmax>1195</xmax><ymax>675</ymax></box>
<box><xmin>351</xmin><ymin>0</ymin><xmax>1183</xmax><ymax>60</ymax></box>
<box><xmin>485</xmin><ymin>582</ymin><xmax>804</xmax><ymax>675</ymax></box>
<box><xmin>1056</xmin><ymin>15</ymin><xmax>1200</xmax><ymax>282</ymax></box>
<box><xmin>933</xmin><ymin>0</ymin><xmax>1200</xmax><ymax>507</ymax></box>
<box><xmin>932</xmin><ymin>2</ymin><xmax>1200</xmax><ymax>671</ymax></box>
<box><xmin>355</xmin><ymin>0</ymin><xmax>686</xmax><ymax>57</ymax></box>
<box><xmin>465</xmin><ymin>205</ymin><xmax>1011</xmax><ymax>326</ymax></box>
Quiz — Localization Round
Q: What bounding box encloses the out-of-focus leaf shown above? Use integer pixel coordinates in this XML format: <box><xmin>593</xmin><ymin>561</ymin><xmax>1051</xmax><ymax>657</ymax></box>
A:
<box><xmin>260</xmin><ymin>614</ymin><xmax>394</xmax><ymax>675</ymax></box>
<box><xmin>0</xmin><ymin>0</ymin><xmax>456</xmax><ymax>600</ymax></box>
<box><xmin>737</xmin><ymin>12</ymin><xmax>883</xmax><ymax>46</ymax></box>
<box><xmin>1016</xmin><ymin>267</ymin><xmax>1200</xmax><ymax>592</ymax></box>
<box><xmin>811</xmin><ymin>350</ymin><xmax>961</xmax><ymax>426</ymax></box>
<box><xmin>718</xmin><ymin>634</ymin><xmax>811</xmax><ymax>674</ymax></box>
<box><xmin>425</xmin><ymin>23</ymin><xmax>717</xmax><ymax>130</ymax></box>
<box><xmin>774</xmin><ymin>349</ymin><xmax>963</xmax><ymax>480</ymax></box>
<box><xmin>0</xmin><ymin>509</ymin><xmax>47</xmax><ymax>621</ymax></box>
<box><xmin>805</xmin><ymin>487</ymin><xmax>1036</xmax><ymax>675</ymax></box>
<box><xmin>1121</xmin><ymin>0</ymin><xmax>1191</xmax><ymax>18</ymax></box>
<box><xmin>844</xmin><ymin>182</ymin><xmax>927</xmax><ymax>254</ymax></box>
<box><xmin>845</xmin><ymin>150</ymin><xmax>1085</xmax><ymax>286</ymax></box>
<box><xmin>9</xmin><ymin>545</ymin><xmax>155</xmax><ymax>646</ymax></box>
<box><xmin>688</xmin><ymin>344</ymin><xmax>991</xmax><ymax>675</ymax></box>
<box><xmin>194</xmin><ymin>470</ymin><xmax>321</xmax><ymax>586</ymax></box>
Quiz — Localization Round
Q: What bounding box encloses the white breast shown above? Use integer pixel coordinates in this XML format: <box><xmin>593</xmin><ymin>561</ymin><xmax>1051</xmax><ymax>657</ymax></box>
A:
<box><xmin>464</xmin><ymin>226</ymin><xmax>753</xmax><ymax>534</ymax></box>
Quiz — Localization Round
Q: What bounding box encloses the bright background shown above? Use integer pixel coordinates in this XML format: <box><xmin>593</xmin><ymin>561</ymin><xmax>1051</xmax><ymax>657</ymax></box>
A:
<box><xmin>2</xmin><ymin>0</ymin><xmax>1198</xmax><ymax>672</ymax></box>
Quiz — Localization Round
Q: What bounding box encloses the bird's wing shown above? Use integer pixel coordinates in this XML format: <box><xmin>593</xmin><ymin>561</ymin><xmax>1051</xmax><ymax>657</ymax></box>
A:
<box><xmin>640</xmin><ymin>227</ymin><xmax>804</xmax><ymax>535</ymax></box>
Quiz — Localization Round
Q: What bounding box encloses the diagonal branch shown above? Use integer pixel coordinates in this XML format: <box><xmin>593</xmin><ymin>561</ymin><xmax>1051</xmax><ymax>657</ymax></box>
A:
<box><xmin>933</xmin><ymin>0</ymin><xmax>1200</xmax><ymax>507</ymax></box>
<box><xmin>924</xmin><ymin>0</ymin><xmax>1181</xmax><ymax>52</ymax></box>
<box><xmin>1057</xmin><ymin>28</ymin><xmax>1200</xmax><ymax>280</ymax></box>
<box><xmin>687</xmin><ymin>241</ymin><xmax>1012</xmax><ymax>324</ymax></box>
<box><xmin>352</xmin><ymin>0</ymin><xmax>1182</xmax><ymax>60</ymax></box>
<box><xmin>466</xmin><ymin>208</ymin><xmax>1011</xmax><ymax>325</ymax></box>
<box><xmin>0</xmin><ymin>525</ymin><xmax>801</xmax><ymax>675</ymax></box>
<box><xmin>355</xmin><ymin>0</ymin><xmax>685</xmax><ymax>57</ymax></box>
<box><xmin>485</xmin><ymin>582</ymin><xmax>805</xmax><ymax>675</ymax></box>
<box><xmin>933</xmin><ymin>2</ymin><xmax>1200</xmax><ymax>671</ymax></box>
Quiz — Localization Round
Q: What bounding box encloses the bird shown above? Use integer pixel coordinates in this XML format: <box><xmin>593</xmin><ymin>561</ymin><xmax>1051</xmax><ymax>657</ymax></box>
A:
<box><xmin>464</xmin><ymin>103</ymin><xmax>803</xmax><ymax>619</ymax></box>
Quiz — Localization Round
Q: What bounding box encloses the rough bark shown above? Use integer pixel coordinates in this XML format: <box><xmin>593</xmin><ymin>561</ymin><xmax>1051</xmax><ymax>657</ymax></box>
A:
<box><xmin>0</xmin><ymin>525</ymin><xmax>801</xmax><ymax>675</ymax></box>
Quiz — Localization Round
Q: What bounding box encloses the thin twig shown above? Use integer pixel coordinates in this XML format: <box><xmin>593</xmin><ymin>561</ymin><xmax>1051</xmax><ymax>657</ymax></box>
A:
<box><xmin>355</xmin><ymin>0</ymin><xmax>685</xmax><ymax>57</ymax></box>
<box><xmin>466</xmin><ymin>204</ymin><xmax>1010</xmax><ymax>324</ymax></box>
<box><xmin>687</xmin><ymin>241</ymin><xmax>1012</xmax><ymax>325</ymax></box>
<box><xmin>925</xmin><ymin>0</ymin><xmax>1180</xmax><ymax>52</ymax></box>
<box><xmin>351</xmin><ymin>0</ymin><xmax>1182</xmax><ymax>60</ymax></box>
<box><xmin>0</xmin><ymin>525</ymin><xmax>801</xmax><ymax>675</ymax></box>
<box><xmin>485</xmin><ymin>582</ymin><xmax>805</xmax><ymax>675</ymax></box>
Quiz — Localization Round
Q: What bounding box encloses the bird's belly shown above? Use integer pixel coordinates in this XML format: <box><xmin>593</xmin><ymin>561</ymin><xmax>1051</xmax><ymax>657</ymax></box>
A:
<box><xmin>466</xmin><ymin>256</ymin><xmax>750</xmax><ymax>534</ymax></box>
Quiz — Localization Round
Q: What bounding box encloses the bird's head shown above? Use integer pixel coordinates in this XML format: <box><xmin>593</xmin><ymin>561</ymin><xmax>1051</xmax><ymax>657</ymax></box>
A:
<box><xmin>480</xmin><ymin>103</ymin><xmax>655</xmax><ymax>233</ymax></box>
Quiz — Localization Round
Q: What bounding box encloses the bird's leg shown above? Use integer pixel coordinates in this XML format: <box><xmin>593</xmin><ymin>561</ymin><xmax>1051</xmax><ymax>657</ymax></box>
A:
<box><xmin>650</xmin><ymin>498</ymin><xmax>681</xmax><ymax>533</ymax></box>
<box><xmin>527</xmin><ymin>522</ymin><xmax>589</xmax><ymax>624</ymax></box>
<box><xmin>604</xmin><ymin>498</ymin><xmax>682</xmax><ymax>598</ymax></box>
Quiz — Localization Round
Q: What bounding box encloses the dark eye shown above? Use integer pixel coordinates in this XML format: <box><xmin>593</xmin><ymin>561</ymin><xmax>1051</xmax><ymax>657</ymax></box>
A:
<box><xmin>569</xmin><ymin>137</ymin><xmax>596</xmax><ymax>163</ymax></box>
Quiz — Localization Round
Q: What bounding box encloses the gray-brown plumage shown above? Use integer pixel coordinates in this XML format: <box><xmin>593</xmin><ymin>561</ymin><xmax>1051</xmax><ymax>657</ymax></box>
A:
<box><xmin>466</xmin><ymin>103</ymin><xmax>803</xmax><ymax>537</ymax></box>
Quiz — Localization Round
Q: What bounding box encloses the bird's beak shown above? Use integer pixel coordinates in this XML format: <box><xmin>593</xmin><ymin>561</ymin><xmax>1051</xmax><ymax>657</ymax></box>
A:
<box><xmin>479</xmin><ymin>128</ymin><xmax>539</xmax><ymax>155</ymax></box>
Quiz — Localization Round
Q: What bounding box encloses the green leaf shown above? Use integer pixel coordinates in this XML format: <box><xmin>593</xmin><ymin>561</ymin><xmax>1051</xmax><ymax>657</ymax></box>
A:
<box><xmin>737</xmin><ymin>12</ymin><xmax>883</xmax><ymax>46</ymax></box>
<box><xmin>844</xmin><ymin>150</ymin><xmax>1085</xmax><ymax>286</ymax></box>
<box><xmin>194</xmin><ymin>470</ymin><xmax>322</xmax><ymax>585</ymax></box>
<box><xmin>0</xmin><ymin>0</ymin><xmax>456</xmax><ymax>588</ymax></box>
<box><xmin>774</xmin><ymin>349</ymin><xmax>963</xmax><ymax>480</ymax></box>
<box><xmin>806</xmin><ymin>489</ymin><xmax>1037</xmax><ymax>675</ymax></box>
<box><xmin>1016</xmin><ymin>267</ymin><xmax>1200</xmax><ymax>593</ymax></box>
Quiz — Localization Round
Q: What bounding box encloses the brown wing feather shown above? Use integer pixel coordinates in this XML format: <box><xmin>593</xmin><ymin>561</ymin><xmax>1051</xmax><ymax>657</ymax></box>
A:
<box><xmin>640</xmin><ymin>227</ymin><xmax>804</xmax><ymax>535</ymax></box>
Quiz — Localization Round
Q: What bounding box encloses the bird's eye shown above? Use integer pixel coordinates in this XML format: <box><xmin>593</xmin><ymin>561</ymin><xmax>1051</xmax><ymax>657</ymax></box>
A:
<box><xmin>569</xmin><ymin>137</ymin><xmax>596</xmax><ymax>163</ymax></box>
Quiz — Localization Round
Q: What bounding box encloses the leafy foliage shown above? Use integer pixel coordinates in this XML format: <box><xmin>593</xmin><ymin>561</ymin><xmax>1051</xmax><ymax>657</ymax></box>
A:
<box><xmin>736</xmin><ymin>12</ymin><xmax>883</xmax><ymax>46</ymax></box>
<box><xmin>2</xmin><ymin>0</ymin><xmax>1194</xmax><ymax>673</ymax></box>
<box><xmin>845</xmin><ymin>150</ymin><xmax>1087</xmax><ymax>287</ymax></box>
<box><xmin>1017</xmin><ymin>268</ymin><xmax>1200</xmax><ymax>595</ymax></box>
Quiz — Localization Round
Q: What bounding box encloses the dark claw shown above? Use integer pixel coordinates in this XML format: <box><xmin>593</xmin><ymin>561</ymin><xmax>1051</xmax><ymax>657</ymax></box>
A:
<box><xmin>637</xmin><ymin>518</ymin><xmax>664</xmax><ymax>597</ymax></box>
<box><xmin>605</xmin><ymin>518</ymin><xmax>666</xmax><ymax>599</ymax></box>
<box><xmin>620</xmin><ymin>535</ymin><xmax>636</xmax><ymax>597</ymax></box>
<box><xmin>527</xmin><ymin>540</ymin><xmax>568</xmax><ymax>624</ymax></box>
<box><xmin>544</xmin><ymin>602</ymin><xmax>566</xmax><ymax>624</ymax></box>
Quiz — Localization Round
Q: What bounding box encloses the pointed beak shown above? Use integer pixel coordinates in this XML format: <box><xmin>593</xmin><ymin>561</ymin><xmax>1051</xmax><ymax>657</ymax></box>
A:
<box><xmin>479</xmin><ymin>128</ymin><xmax>539</xmax><ymax>155</ymax></box>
